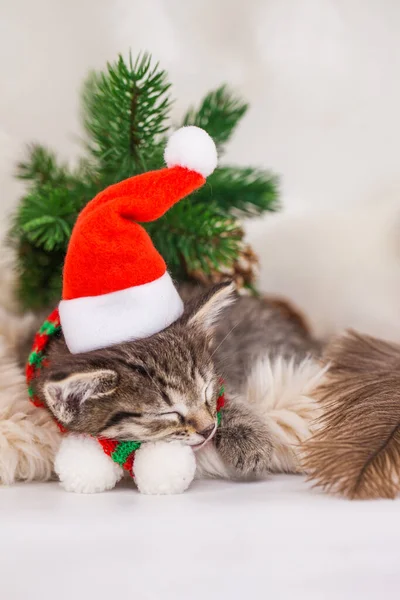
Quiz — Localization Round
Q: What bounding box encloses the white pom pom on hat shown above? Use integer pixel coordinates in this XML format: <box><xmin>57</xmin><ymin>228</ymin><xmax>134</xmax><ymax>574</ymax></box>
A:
<box><xmin>164</xmin><ymin>125</ymin><xmax>218</xmax><ymax>178</ymax></box>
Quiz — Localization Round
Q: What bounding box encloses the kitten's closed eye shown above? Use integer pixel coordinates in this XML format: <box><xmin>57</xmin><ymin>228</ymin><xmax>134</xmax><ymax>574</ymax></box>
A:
<box><xmin>104</xmin><ymin>411</ymin><xmax>142</xmax><ymax>429</ymax></box>
<box><xmin>159</xmin><ymin>411</ymin><xmax>185</xmax><ymax>423</ymax></box>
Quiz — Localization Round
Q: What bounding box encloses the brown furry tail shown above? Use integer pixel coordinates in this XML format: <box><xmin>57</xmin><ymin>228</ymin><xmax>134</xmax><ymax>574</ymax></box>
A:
<box><xmin>301</xmin><ymin>331</ymin><xmax>400</xmax><ymax>500</ymax></box>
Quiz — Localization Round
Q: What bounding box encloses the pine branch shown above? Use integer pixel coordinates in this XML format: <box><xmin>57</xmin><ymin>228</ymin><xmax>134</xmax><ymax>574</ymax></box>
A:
<box><xmin>146</xmin><ymin>200</ymin><xmax>242</xmax><ymax>279</ymax></box>
<box><xmin>82</xmin><ymin>52</ymin><xmax>171</xmax><ymax>179</ymax></box>
<box><xmin>182</xmin><ymin>85</ymin><xmax>247</xmax><ymax>153</ymax></box>
<box><xmin>15</xmin><ymin>242</ymin><xmax>64</xmax><ymax>310</ymax></box>
<box><xmin>11</xmin><ymin>164</ymin><xmax>100</xmax><ymax>252</ymax></box>
<box><xmin>11</xmin><ymin>186</ymin><xmax>77</xmax><ymax>252</ymax></box>
<box><xmin>16</xmin><ymin>144</ymin><xmax>70</xmax><ymax>187</ymax></box>
<box><xmin>9</xmin><ymin>51</ymin><xmax>279</xmax><ymax>310</ymax></box>
<box><xmin>195</xmin><ymin>166</ymin><xmax>279</xmax><ymax>217</ymax></box>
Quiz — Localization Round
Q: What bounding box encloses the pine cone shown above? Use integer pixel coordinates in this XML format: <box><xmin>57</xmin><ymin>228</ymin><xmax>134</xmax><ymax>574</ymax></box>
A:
<box><xmin>187</xmin><ymin>241</ymin><xmax>259</xmax><ymax>293</ymax></box>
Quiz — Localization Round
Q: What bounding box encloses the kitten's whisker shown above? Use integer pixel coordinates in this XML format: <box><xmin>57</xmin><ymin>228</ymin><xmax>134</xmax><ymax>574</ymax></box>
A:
<box><xmin>142</xmin><ymin>366</ymin><xmax>163</xmax><ymax>396</ymax></box>
<box><xmin>210</xmin><ymin>321</ymin><xmax>241</xmax><ymax>360</ymax></box>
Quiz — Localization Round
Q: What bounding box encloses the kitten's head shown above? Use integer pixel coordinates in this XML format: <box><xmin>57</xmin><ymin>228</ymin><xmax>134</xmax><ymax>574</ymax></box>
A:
<box><xmin>37</xmin><ymin>283</ymin><xmax>235</xmax><ymax>448</ymax></box>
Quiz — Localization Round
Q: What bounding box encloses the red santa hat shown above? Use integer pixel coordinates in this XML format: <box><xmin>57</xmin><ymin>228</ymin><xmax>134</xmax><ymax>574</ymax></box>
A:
<box><xmin>59</xmin><ymin>126</ymin><xmax>218</xmax><ymax>354</ymax></box>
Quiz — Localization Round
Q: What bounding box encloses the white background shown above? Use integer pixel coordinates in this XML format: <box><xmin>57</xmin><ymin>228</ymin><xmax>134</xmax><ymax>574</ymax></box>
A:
<box><xmin>2</xmin><ymin>0</ymin><xmax>400</xmax><ymax>334</ymax></box>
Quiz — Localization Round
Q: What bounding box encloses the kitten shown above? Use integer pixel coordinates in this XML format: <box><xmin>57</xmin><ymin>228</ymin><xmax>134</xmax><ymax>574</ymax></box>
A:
<box><xmin>33</xmin><ymin>282</ymin><xmax>321</xmax><ymax>480</ymax></box>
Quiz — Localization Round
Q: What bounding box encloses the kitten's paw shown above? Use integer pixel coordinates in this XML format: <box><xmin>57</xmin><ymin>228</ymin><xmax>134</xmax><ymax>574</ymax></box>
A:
<box><xmin>216</xmin><ymin>424</ymin><xmax>273</xmax><ymax>479</ymax></box>
<box><xmin>134</xmin><ymin>441</ymin><xmax>196</xmax><ymax>495</ymax></box>
<box><xmin>55</xmin><ymin>434</ymin><xmax>123</xmax><ymax>493</ymax></box>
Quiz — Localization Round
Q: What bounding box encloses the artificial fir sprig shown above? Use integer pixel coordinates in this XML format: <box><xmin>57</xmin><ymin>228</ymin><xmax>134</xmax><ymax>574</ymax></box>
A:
<box><xmin>147</xmin><ymin>202</ymin><xmax>242</xmax><ymax>279</ymax></box>
<box><xmin>17</xmin><ymin>145</ymin><xmax>70</xmax><ymax>187</ymax></box>
<box><xmin>10</xmin><ymin>52</ymin><xmax>279</xmax><ymax>310</ymax></box>
<box><xmin>182</xmin><ymin>85</ymin><xmax>247</xmax><ymax>153</ymax></box>
<box><xmin>195</xmin><ymin>166</ymin><xmax>278</xmax><ymax>217</ymax></box>
<box><xmin>82</xmin><ymin>53</ymin><xmax>171</xmax><ymax>177</ymax></box>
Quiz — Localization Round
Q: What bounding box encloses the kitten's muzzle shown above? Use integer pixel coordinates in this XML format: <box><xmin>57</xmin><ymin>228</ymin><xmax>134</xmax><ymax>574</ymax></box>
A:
<box><xmin>190</xmin><ymin>423</ymin><xmax>217</xmax><ymax>451</ymax></box>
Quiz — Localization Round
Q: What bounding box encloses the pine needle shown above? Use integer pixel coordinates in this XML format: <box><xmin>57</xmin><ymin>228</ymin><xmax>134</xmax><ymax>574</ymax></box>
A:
<box><xmin>182</xmin><ymin>85</ymin><xmax>247</xmax><ymax>153</ymax></box>
<box><xmin>82</xmin><ymin>52</ymin><xmax>171</xmax><ymax>177</ymax></box>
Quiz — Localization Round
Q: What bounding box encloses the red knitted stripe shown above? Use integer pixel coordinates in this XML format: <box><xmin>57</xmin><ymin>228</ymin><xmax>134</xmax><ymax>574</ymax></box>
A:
<box><xmin>33</xmin><ymin>333</ymin><xmax>49</xmax><ymax>353</ymax></box>
<box><xmin>217</xmin><ymin>392</ymin><xmax>225</xmax><ymax>412</ymax></box>
<box><xmin>32</xmin><ymin>396</ymin><xmax>44</xmax><ymax>408</ymax></box>
<box><xmin>123</xmin><ymin>453</ymin><xmax>135</xmax><ymax>476</ymax></box>
<box><xmin>47</xmin><ymin>308</ymin><xmax>61</xmax><ymax>326</ymax></box>
<box><xmin>26</xmin><ymin>364</ymin><xmax>35</xmax><ymax>382</ymax></box>
<box><xmin>98</xmin><ymin>438</ymin><xmax>119</xmax><ymax>457</ymax></box>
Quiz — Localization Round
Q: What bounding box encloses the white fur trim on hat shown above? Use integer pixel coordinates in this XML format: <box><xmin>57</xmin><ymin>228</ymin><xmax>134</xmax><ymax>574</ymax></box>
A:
<box><xmin>164</xmin><ymin>126</ymin><xmax>218</xmax><ymax>178</ymax></box>
<box><xmin>59</xmin><ymin>272</ymin><xmax>184</xmax><ymax>354</ymax></box>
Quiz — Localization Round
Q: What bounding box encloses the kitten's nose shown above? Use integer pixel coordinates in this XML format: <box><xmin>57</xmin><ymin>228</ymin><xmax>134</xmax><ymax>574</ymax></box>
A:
<box><xmin>198</xmin><ymin>425</ymin><xmax>215</xmax><ymax>440</ymax></box>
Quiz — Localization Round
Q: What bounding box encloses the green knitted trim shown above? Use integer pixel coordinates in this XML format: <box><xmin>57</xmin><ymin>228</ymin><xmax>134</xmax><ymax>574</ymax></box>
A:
<box><xmin>217</xmin><ymin>410</ymin><xmax>223</xmax><ymax>426</ymax></box>
<box><xmin>28</xmin><ymin>351</ymin><xmax>45</xmax><ymax>367</ymax></box>
<box><xmin>27</xmin><ymin>386</ymin><xmax>34</xmax><ymax>397</ymax></box>
<box><xmin>111</xmin><ymin>441</ymin><xmax>142</xmax><ymax>466</ymax></box>
<box><xmin>39</xmin><ymin>321</ymin><xmax>61</xmax><ymax>336</ymax></box>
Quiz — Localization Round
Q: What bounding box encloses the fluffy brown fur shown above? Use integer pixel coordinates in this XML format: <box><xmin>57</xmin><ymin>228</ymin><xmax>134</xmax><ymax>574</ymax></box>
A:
<box><xmin>302</xmin><ymin>331</ymin><xmax>400</xmax><ymax>499</ymax></box>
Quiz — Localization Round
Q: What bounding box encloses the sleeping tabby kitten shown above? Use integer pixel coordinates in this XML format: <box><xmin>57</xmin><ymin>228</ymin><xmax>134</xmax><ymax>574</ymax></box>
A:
<box><xmin>33</xmin><ymin>282</ymin><xmax>320</xmax><ymax>479</ymax></box>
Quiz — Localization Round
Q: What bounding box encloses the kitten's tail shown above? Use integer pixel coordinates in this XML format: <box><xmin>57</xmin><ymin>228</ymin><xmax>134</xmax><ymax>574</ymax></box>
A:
<box><xmin>245</xmin><ymin>355</ymin><xmax>327</xmax><ymax>473</ymax></box>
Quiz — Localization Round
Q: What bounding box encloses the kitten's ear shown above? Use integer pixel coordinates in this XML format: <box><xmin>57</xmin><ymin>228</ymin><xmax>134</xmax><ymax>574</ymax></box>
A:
<box><xmin>185</xmin><ymin>282</ymin><xmax>237</xmax><ymax>332</ymax></box>
<box><xmin>43</xmin><ymin>370</ymin><xmax>118</xmax><ymax>425</ymax></box>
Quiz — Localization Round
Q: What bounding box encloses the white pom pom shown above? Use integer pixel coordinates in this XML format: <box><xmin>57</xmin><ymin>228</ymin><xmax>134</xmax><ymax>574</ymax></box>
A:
<box><xmin>164</xmin><ymin>126</ymin><xmax>218</xmax><ymax>178</ymax></box>
<box><xmin>134</xmin><ymin>441</ymin><xmax>196</xmax><ymax>495</ymax></box>
<box><xmin>54</xmin><ymin>434</ymin><xmax>123</xmax><ymax>494</ymax></box>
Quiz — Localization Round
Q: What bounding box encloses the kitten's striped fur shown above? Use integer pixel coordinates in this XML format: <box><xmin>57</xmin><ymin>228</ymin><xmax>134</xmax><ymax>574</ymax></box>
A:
<box><xmin>28</xmin><ymin>283</ymin><xmax>321</xmax><ymax>479</ymax></box>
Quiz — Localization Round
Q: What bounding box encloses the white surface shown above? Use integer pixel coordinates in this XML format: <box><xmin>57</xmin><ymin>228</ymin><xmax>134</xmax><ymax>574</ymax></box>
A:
<box><xmin>1</xmin><ymin>476</ymin><xmax>400</xmax><ymax>600</ymax></box>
